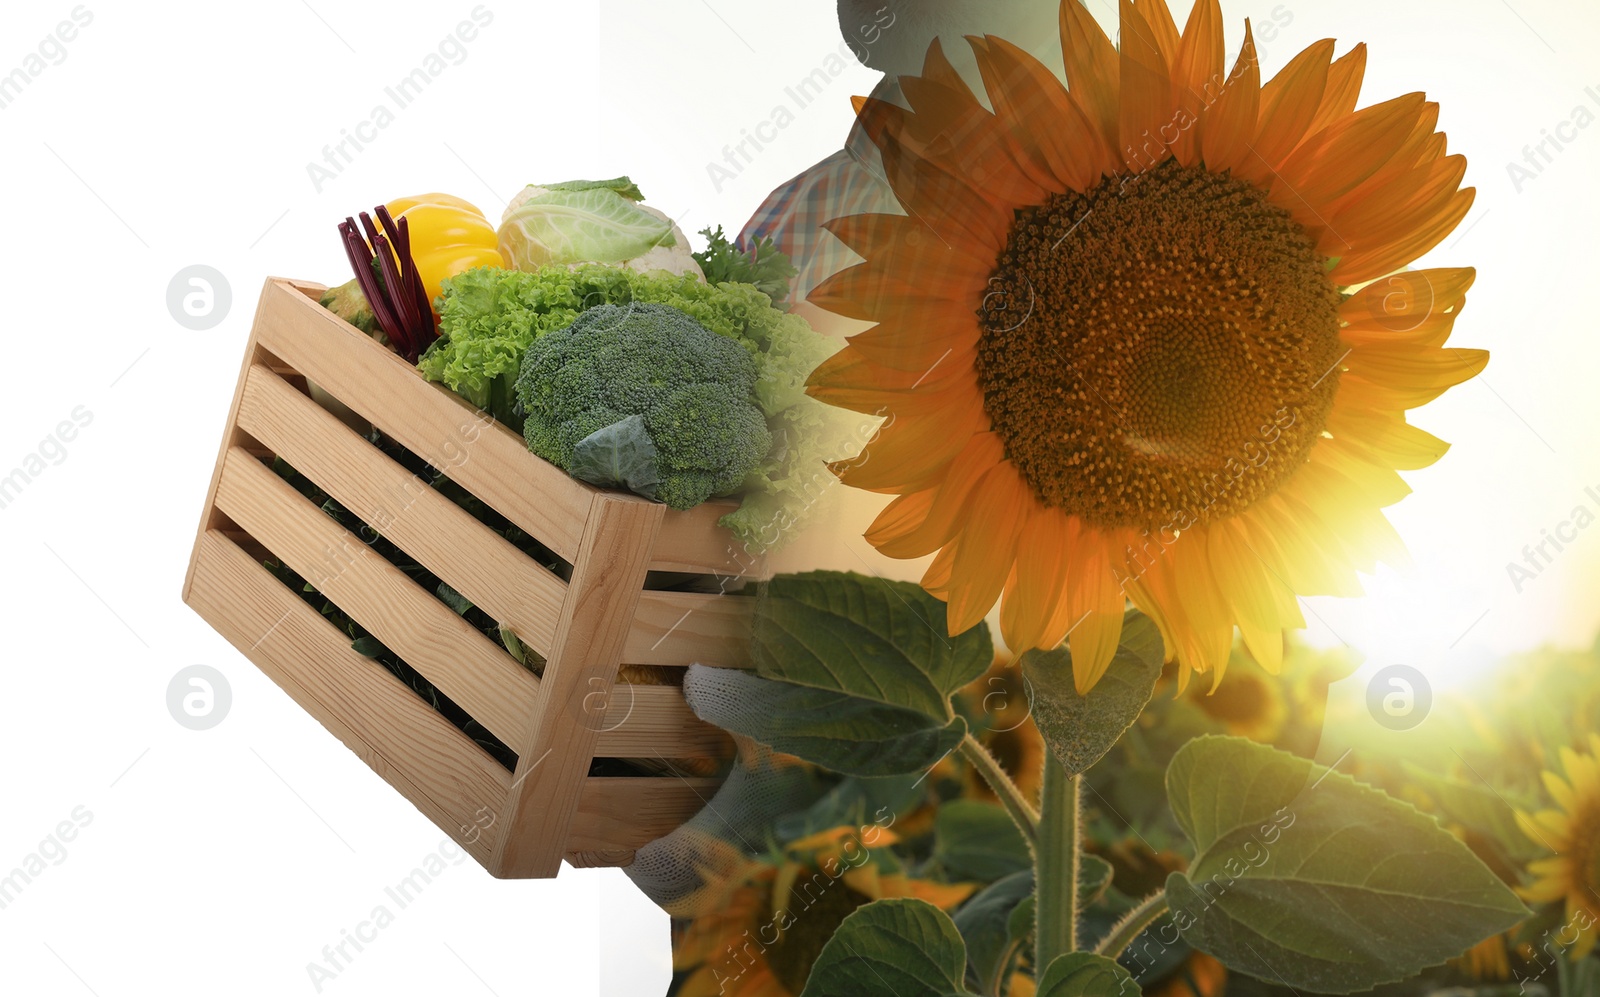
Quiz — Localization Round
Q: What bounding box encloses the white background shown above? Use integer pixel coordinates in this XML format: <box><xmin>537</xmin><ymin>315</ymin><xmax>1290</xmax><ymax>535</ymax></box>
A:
<box><xmin>0</xmin><ymin>0</ymin><xmax>1595</xmax><ymax>994</ymax></box>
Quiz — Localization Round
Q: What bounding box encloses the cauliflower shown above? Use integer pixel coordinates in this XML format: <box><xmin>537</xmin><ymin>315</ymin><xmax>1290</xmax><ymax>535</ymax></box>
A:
<box><xmin>515</xmin><ymin>303</ymin><xmax>771</xmax><ymax>510</ymax></box>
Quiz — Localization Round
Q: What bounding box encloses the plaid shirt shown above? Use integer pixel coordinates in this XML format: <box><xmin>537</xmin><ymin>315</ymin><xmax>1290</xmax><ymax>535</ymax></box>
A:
<box><xmin>737</xmin><ymin>92</ymin><xmax>900</xmax><ymax>310</ymax></box>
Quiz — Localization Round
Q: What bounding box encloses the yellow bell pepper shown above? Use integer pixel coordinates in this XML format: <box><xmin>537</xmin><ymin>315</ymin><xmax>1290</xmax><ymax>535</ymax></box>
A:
<box><xmin>382</xmin><ymin>193</ymin><xmax>503</xmax><ymax>312</ymax></box>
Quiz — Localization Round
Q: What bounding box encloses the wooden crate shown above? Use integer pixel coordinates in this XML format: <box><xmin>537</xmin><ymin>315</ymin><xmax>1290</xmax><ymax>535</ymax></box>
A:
<box><xmin>182</xmin><ymin>278</ymin><xmax>760</xmax><ymax>878</ymax></box>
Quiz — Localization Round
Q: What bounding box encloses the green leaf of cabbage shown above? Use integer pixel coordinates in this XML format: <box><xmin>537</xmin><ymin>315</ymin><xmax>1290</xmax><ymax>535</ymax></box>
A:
<box><xmin>1162</xmin><ymin>735</ymin><xmax>1529</xmax><ymax>994</ymax></box>
<box><xmin>800</xmin><ymin>898</ymin><xmax>973</xmax><ymax>997</ymax></box>
<box><xmin>542</xmin><ymin>176</ymin><xmax>646</xmax><ymax>201</ymax></box>
<box><xmin>567</xmin><ymin>414</ymin><xmax>660</xmax><ymax>499</ymax></box>
<box><xmin>499</xmin><ymin>187</ymin><xmax>673</xmax><ymax>269</ymax></box>
<box><xmin>1021</xmin><ymin>611</ymin><xmax>1164</xmax><ymax>775</ymax></box>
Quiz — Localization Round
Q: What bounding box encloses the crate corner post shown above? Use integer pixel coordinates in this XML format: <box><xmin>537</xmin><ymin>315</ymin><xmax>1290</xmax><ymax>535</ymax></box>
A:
<box><xmin>490</xmin><ymin>492</ymin><xmax>667</xmax><ymax>879</ymax></box>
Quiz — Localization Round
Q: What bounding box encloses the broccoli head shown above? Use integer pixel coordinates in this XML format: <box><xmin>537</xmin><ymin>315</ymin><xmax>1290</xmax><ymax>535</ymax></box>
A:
<box><xmin>515</xmin><ymin>303</ymin><xmax>772</xmax><ymax>510</ymax></box>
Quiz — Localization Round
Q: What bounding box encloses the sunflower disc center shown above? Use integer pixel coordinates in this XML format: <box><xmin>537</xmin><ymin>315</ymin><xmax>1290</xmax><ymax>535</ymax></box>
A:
<box><xmin>976</xmin><ymin>159</ymin><xmax>1344</xmax><ymax>532</ymax></box>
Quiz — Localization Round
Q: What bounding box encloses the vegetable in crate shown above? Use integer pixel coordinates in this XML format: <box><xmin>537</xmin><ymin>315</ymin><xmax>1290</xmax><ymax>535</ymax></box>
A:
<box><xmin>321</xmin><ymin>193</ymin><xmax>503</xmax><ymax>331</ymax></box>
<box><xmin>497</xmin><ymin>177</ymin><xmax>701</xmax><ymax>277</ymax></box>
<box><xmin>692</xmin><ymin>225</ymin><xmax>793</xmax><ymax>305</ymax></box>
<box><xmin>421</xmin><ymin>259</ymin><xmax>858</xmax><ymax>552</ymax></box>
<box><xmin>422</xmin><ymin>263</ymin><xmax>828</xmax><ymax>423</ymax></box>
<box><xmin>335</xmin><ymin>206</ymin><xmax>437</xmax><ymax>363</ymax></box>
<box><xmin>515</xmin><ymin>303</ymin><xmax>771</xmax><ymax>511</ymax></box>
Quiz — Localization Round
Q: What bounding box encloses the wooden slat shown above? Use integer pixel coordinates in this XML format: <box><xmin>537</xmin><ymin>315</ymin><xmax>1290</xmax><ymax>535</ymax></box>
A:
<box><xmin>214</xmin><ymin>448</ymin><xmax>537</xmax><ymax>748</ymax></box>
<box><xmin>564</xmin><ymin>849</ymin><xmax>636</xmax><ymax>869</ymax></box>
<box><xmin>252</xmin><ymin>278</ymin><xmax>595</xmax><ymax>563</ymax></box>
<box><xmin>565</xmin><ymin>777</ymin><xmax>722</xmax><ymax>853</ymax></box>
<box><xmin>237</xmin><ymin>363</ymin><xmax>565</xmax><ymax>656</ymax></box>
<box><xmin>282</xmin><ymin>277</ymin><xmax>326</xmax><ymax>302</ymax></box>
<box><xmin>185</xmin><ymin>530</ymin><xmax>507</xmax><ymax>866</ymax></box>
<box><xmin>182</xmin><ymin>285</ymin><xmax>276</xmax><ymax>601</ymax></box>
<box><xmin>491</xmin><ymin>494</ymin><xmax>664</xmax><ymax>878</ymax></box>
<box><xmin>593</xmin><ymin>685</ymin><xmax>730</xmax><ymax>758</ymax></box>
<box><xmin>262</xmin><ymin>278</ymin><xmax>762</xmax><ymax>575</ymax></box>
<box><xmin>627</xmin><ymin>590</ymin><xmax>753</xmax><ymax>668</ymax></box>
<box><xmin>652</xmin><ymin>502</ymin><xmax>756</xmax><ymax>575</ymax></box>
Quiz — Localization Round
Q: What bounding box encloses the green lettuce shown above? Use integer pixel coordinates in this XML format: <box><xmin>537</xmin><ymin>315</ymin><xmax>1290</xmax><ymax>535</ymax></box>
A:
<box><xmin>419</xmin><ymin>264</ymin><xmax>860</xmax><ymax>553</ymax></box>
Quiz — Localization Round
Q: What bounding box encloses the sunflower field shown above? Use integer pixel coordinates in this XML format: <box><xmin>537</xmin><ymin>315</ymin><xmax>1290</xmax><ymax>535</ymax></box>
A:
<box><xmin>646</xmin><ymin>575</ymin><xmax>1600</xmax><ymax>997</ymax></box>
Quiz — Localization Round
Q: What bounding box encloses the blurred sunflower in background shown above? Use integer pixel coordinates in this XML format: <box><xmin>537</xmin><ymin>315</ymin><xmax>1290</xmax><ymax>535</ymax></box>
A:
<box><xmin>668</xmin><ymin>827</ymin><xmax>975</xmax><ymax>996</ymax></box>
<box><xmin>808</xmin><ymin>0</ymin><xmax>1484</xmax><ymax>694</ymax></box>
<box><xmin>1515</xmin><ymin>734</ymin><xmax>1600</xmax><ymax>961</ymax></box>
<box><xmin>955</xmin><ymin>653</ymin><xmax>1049</xmax><ymax>806</ymax></box>
<box><xmin>1184</xmin><ymin>662</ymin><xmax>1288</xmax><ymax>742</ymax></box>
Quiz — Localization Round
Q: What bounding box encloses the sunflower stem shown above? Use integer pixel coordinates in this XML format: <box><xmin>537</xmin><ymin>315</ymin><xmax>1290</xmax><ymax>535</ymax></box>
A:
<box><xmin>1095</xmin><ymin>890</ymin><xmax>1170</xmax><ymax>959</ymax></box>
<box><xmin>1036</xmin><ymin>752</ymin><xmax>1082</xmax><ymax>969</ymax></box>
<box><xmin>959</xmin><ymin>733</ymin><xmax>1039</xmax><ymax>844</ymax></box>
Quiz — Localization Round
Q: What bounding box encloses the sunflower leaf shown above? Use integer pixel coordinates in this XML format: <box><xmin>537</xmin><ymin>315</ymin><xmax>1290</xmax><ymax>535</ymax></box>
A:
<box><xmin>799</xmin><ymin>898</ymin><xmax>973</xmax><ymax>997</ymax></box>
<box><xmin>933</xmin><ymin>800</ymin><xmax>1032</xmax><ymax>882</ymax></box>
<box><xmin>1162</xmin><ymin>735</ymin><xmax>1530</xmax><ymax>994</ymax></box>
<box><xmin>1400</xmin><ymin>762</ymin><xmax>1546</xmax><ymax>862</ymax></box>
<box><xmin>1020</xmin><ymin>611</ymin><xmax>1164</xmax><ymax>775</ymax></box>
<box><xmin>752</xmin><ymin>571</ymin><xmax>994</xmax><ymax>718</ymax></box>
<box><xmin>953</xmin><ymin>871</ymin><xmax>1035</xmax><ymax>996</ymax></box>
<box><xmin>1036</xmin><ymin>952</ymin><xmax>1139</xmax><ymax>997</ymax></box>
<box><xmin>682</xmin><ymin>666</ymin><xmax>967</xmax><ymax>777</ymax></box>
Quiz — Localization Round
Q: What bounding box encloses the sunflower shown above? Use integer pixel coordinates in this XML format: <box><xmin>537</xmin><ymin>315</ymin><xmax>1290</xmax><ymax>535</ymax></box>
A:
<box><xmin>1515</xmin><ymin>734</ymin><xmax>1600</xmax><ymax>961</ymax></box>
<box><xmin>670</xmin><ymin>826</ymin><xmax>975</xmax><ymax>996</ymax></box>
<box><xmin>1455</xmin><ymin>932</ymin><xmax>1512</xmax><ymax>981</ymax></box>
<box><xmin>1184</xmin><ymin>657</ymin><xmax>1287</xmax><ymax>742</ymax></box>
<box><xmin>956</xmin><ymin>653</ymin><xmax>1049</xmax><ymax>806</ymax></box>
<box><xmin>807</xmin><ymin>0</ymin><xmax>1484</xmax><ymax>692</ymax></box>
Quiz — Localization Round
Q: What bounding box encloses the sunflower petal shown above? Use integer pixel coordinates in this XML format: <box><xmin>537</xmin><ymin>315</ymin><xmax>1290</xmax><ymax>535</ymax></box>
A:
<box><xmin>1000</xmin><ymin>505</ymin><xmax>1075</xmax><ymax>651</ymax></box>
<box><xmin>1119</xmin><ymin>0</ymin><xmax>1177</xmax><ymax>171</ymax></box>
<box><xmin>1240</xmin><ymin>38</ymin><xmax>1336</xmax><ymax>184</ymax></box>
<box><xmin>1307</xmin><ymin>43</ymin><xmax>1368</xmax><ymax>135</ymax></box>
<box><xmin>971</xmin><ymin>35</ymin><xmax>1114</xmax><ymax>190</ymax></box>
<box><xmin>1169</xmin><ymin>0</ymin><xmax>1224</xmax><ymax>166</ymax></box>
<box><xmin>831</xmin><ymin>403</ymin><xmax>989</xmax><ymax>492</ymax></box>
<box><xmin>1273</xmin><ymin>92</ymin><xmax>1429</xmax><ymax>219</ymax></box>
<box><xmin>1060</xmin><ymin>0</ymin><xmax>1121</xmax><ymax>150</ymax></box>
<box><xmin>1333</xmin><ymin>188</ymin><xmax>1476</xmax><ymax>285</ymax></box>
<box><xmin>1070</xmin><ymin>609</ymin><xmax>1128</xmax><ymax>693</ymax></box>
<box><xmin>1198</xmin><ymin>20</ymin><xmax>1261</xmax><ymax>172</ymax></box>
<box><xmin>946</xmin><ymin>463</ymin><xmax>1032</xmax><ymax>633</ymax></box>
<box><xmin>870</xmin><ymin>433</ymin><xmax>1008</xmax><ymax>558</ymax></box>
